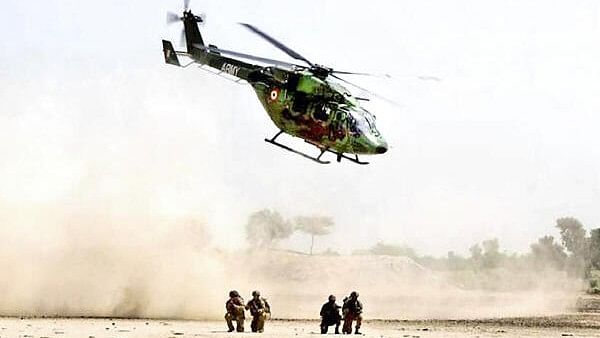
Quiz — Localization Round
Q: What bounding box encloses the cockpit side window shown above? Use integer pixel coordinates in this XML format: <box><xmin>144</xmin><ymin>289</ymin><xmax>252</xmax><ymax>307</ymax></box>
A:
<box><xmin>363</xmin><ymin>111</ymin><xmax>380</xmax><ymax>136</ymax></box>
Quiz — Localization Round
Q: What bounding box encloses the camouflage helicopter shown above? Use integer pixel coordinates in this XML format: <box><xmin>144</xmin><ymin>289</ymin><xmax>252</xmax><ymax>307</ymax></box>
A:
<box><xmin>162</xmin><ymin>1</ymin><xmax>388</xmax><ymax>164</ymax></box>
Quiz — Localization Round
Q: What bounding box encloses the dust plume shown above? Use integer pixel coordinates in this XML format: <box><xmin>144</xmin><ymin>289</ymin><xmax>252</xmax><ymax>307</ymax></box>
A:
<box><xmin>0</xmin><ymin>71</ymin><xmax>582</xmax><ymax>321</ymax></box>
<box><xmin>0</xmin><ymin>191</ymin><xmax>580</xmax><ymax>321</ymax></box>
<box><xmin>223</xmin><ymin>250</ymin><xmax>580</xmax><ymax>320</ymax></box>
<box><xmin>0</xmin><ymin>201</ymin><xmax>224</xmax><ymax>319</ymax></box>
<box><xmin>0</xmin><ymin>197</ymin><xmax>582</xmax><ymax>320</ymax></box>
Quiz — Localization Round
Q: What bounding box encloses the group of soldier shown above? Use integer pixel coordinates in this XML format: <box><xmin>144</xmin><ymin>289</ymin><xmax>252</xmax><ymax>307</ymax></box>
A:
<box><xmin>319</xmin><ymin>292</ymin><xmax>363</xmax><ymax>335</ymax></box>
<box><xmin>225</xmin><ymin>290</ymin><xmax>271</xmax><ymax>333</ymax></box>
<box><xmin>225</xmin><ymin>290</ymin><xmax>363</xmax><ymax>335</ymax></box>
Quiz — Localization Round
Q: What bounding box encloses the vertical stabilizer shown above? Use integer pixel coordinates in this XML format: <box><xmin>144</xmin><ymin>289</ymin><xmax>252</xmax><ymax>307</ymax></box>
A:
<box><xmin>182</xmin><ymin>11</ymin><xmax>205</xmax><ymax>53</ymax></box>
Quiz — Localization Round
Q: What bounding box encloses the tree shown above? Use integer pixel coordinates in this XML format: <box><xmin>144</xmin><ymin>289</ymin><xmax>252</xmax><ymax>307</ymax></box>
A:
<box><xmin>469</xmin><ymin>243</ymin><xmax>483</xmax><ymax>269</ymax></box>
<box><xmin>556</xmin><ymin>217</ymin><xmax>589</xmax><ymax>276</ymax></box>
<box><xmin>481</xmin><ymin>238</ymin><xmax>503</xmax><ymax>269</ymax></box>
<box><xmin>245</xmin><ymin>209</ymin><xmax>293</xmax><ymax>249</ymax></box>
<box><xmin>295</xmin><ymin>216</ymin><xmax>334</xmax><ymax>255</ymax></box>
<box><xmin>556</xmin><ymin>217</ymin><xmax>587</xmax><ymax>256</ymax></box>
<box><xmin>530</xmin><ymin>235</ymin><xmax>567</xmax><ymax>270</ymax></box>
<box><xmin>589</xmin><ymin>229</ymin><xmax>600</xmax><ymax>270</ymax></box>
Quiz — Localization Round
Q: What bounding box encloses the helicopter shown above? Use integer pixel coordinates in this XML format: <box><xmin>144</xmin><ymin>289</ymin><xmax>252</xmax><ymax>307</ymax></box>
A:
<box><xmin>162</xmin><ymin>1</ymin><xmax>389</xmax><ymax>164</ymax></box>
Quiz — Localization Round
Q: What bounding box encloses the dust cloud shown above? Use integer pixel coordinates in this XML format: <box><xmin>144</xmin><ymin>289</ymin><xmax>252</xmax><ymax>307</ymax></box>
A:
<box><xmin>0</xmin><ymin>72</ymin><xmax>581</xmax><ymax>321</ymax></box>
<box><xmin>227</xmin><ymin>251</ymin><xmax>580</xmax><ymax>320</ymax></box>
<box><xmin>0</xmin><ymin>199</ymin><xmax>580</xmax><ymax>320</ymax></box>
<box><xmin>0</xmin><ymin>202</ymin><xmax>224</xmax><ymax>319</ymax></box>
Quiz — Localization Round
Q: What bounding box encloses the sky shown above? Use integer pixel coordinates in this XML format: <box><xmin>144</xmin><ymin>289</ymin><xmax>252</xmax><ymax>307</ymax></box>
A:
<box><xmin>1</xmin><ymin>0</ymin><xmax>600</xmax><ymax>256</ymax></box>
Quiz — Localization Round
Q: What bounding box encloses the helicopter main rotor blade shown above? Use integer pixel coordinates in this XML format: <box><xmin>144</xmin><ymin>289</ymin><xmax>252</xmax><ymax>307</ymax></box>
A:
<box><xmin>239</xmin><ymin>23</ymin><xmax>314</xmax><ymax>67</ymax></box>
<box><xmin>192</xmin><ymin>44</ymin><xmax>305</xmax><ymax>70</ymax></box>
<box><xmin>330</xmin><ymin>74</ymin><xmax>402</xmax><ymax>107</ymax></box>
<box><xmin>331</xmin><ymin>70</ymin><xmax>392</xmax><ymax>78</ymax></box>
<box><xmin>334</xmin><ymin>70</ymin><xmax>442</xmax><ymax>82</ymax></box>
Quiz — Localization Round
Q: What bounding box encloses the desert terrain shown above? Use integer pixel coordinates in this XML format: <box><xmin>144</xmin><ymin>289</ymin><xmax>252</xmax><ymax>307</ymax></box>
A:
<box><xmin>1</xmin><ymin>251</ymin><xmax>598</xmax><ymax>337</ymax></box>
<box><xmin>1</xmin><ymin>213</ymin><xmax>598</xmax><ymax>337</ymax></box>
<box><xmin>2</xmin><ymin>315</ymin><xmax>600</xmax><ymax>338</ymax></box>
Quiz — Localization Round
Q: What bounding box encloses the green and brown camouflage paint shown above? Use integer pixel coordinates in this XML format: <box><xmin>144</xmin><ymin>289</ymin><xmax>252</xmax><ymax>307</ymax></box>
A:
<box><xmin>164</xmin><ymin>10</ymin><xmax>388</xmax><ymax>157</ymax></box>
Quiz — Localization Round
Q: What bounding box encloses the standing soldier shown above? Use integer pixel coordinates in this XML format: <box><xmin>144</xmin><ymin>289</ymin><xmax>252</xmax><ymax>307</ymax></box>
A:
<box><xmin>225</xmin><ymin>290</ymin><xmax>245</xmax><ymax>332</ymax></box>
<box><xmin>342</xmin><ymin>291</ymin><xmax>363</xmax><ymax>334</ymax></box>
<box><xmin>246</xmin><ymin>290</ymin><xmax>271</xmax><ymax>333</ymax></box>
<box><xmin>320</xmin><ymin>295</ymin><xmax>341</xmax><ymax>334</ymax></box>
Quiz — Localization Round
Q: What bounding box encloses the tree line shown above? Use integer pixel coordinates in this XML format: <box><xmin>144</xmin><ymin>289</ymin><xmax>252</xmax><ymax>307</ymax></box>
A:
<box><xmin>244</xmin><ymin>210</ymin><xmax>600</xmax><ymax>281</ymax></box>
<box><xmin>357</xmin><ymin>217</ymin><xmax>600</xmax><ymax>279</ymax></box>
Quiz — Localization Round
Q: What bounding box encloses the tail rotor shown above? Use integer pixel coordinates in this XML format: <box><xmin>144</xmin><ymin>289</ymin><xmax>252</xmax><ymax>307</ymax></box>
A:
<box><xmin>166</xmin><ymin>0</ymin><xmax>206</xmax><ymax>46</ymax></box>
<box><xmin>166</xmin><ymin>11</ymin><xmax>182</xmax><ymax>25</ymax></box>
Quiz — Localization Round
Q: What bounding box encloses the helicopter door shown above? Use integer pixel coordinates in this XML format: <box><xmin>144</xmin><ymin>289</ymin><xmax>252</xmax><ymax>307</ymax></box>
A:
<box><xmin>292</xmin><ymin>92</ymin><xmax>309</xmax><ymax>114</ymax></box>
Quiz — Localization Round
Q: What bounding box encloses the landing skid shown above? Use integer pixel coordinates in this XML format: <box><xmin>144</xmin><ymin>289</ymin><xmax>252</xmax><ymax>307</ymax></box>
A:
<box><xmin>326</xmin><ymin>149</ymin><xmax>369</xmax><ymax>165</ymax></box>
<box><xmin>265</xmin><ymin>131</ymin><xmax>330</xmax><ymax>164</ymax></box>
<box><xmin>264</xmin><ymin>131</ymin><xmax>369</xmax><ymax>165</ymax></box>
<box><xmin>304</xmin><ymin>140</ymin><xmax>369</xmax><ymax>165</ymax></box>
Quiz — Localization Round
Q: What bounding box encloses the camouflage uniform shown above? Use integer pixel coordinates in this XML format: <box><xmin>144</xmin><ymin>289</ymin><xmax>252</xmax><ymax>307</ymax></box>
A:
<box><xmin>225</xmin><ymin>290</ymin><xmax>245</xmax><ymax>332</ymax></box>
<box><xmin>342</xmin><ymin>292</ymin><xmax>363</xmax><ymax>334</ymax></box>
<box><xmin>246</xmin><ymin>290</ymin><xmax>271</xmax><ymax>333</ymax></box>
<box><xmin>320</xmin><ymin>295</ymin><xmax>341</xmax><ymax>334</ymax></box>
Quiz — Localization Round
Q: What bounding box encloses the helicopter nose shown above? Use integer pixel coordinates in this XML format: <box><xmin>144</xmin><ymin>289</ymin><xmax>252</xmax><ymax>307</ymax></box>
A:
<box><xmin>374</xmin><ymin>139</ymin><xmax>388</xmax><ymax>154</ymax></box>
<box><xmin>375</xmin><ymin>145</ymin><xmax>388</xmax><ymax>154</ymax></box>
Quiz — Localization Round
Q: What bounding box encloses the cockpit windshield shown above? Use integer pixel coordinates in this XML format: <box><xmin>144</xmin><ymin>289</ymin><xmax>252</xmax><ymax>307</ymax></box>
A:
<box><xmin>352</xmin><ymin>108</ymin><xmax>380</xmax><ymax>137</ymax></box>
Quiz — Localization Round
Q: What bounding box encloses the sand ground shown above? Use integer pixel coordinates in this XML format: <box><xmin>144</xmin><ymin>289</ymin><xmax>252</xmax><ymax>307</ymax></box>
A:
<box><xmin>2</xmin><ymin>315</ymin><xmax>600</xmax><ymax>338</ymax></box>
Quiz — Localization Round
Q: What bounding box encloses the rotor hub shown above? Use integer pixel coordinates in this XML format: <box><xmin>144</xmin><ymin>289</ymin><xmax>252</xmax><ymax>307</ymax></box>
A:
<box><xmin>311</xmin><ymin>65</ymin><xmax>333</xmax><ymax>79</ymax></box>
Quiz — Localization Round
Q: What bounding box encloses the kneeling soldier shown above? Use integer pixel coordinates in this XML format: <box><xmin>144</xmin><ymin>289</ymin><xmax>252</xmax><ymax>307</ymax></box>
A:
<box><xmin>342</xmin><ymin>291</ymin><xmax>363</xmax><ymax>334</ymax></box>
<box><xmin>320</xmin><ymin>295</ymin><xmax>341</xmax><ymax>334</ymax></box>
<box><xmin>246</xmin><ymin>290</ymin><xmax>271</xmax><ymax>333</ymax></box>
<box><xmin>225</xmin><ymin>290</ymin><xmax>245</xmax><ymax>332</ymax></box>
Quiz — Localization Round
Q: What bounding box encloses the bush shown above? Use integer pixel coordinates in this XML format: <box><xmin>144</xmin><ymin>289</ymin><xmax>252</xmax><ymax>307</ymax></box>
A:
<box><xmin>587</xmin><ymin>270</ymin><xmax>600</xmax><ymax>294</ymax></box>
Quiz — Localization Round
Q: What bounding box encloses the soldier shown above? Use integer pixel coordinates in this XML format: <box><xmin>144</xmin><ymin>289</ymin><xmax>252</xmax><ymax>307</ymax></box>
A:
<box><xmin>225</xmin><ymin>290</ymin><xmax>245</xmax><ymax>332</ymax></box>
<box><xmin>342</xmin><ymin>291</ymin><xmax>363</xmax><ymax>334</ymax></box>
<box><xmin>320</xmin><ymin>295</ymin><xmax>341</xmax><ymax>334</ymax></box>
<box><xmin>246</xmin><ymin>290</ymin><xmax>271</xmax><ymax>333</ymax></box>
